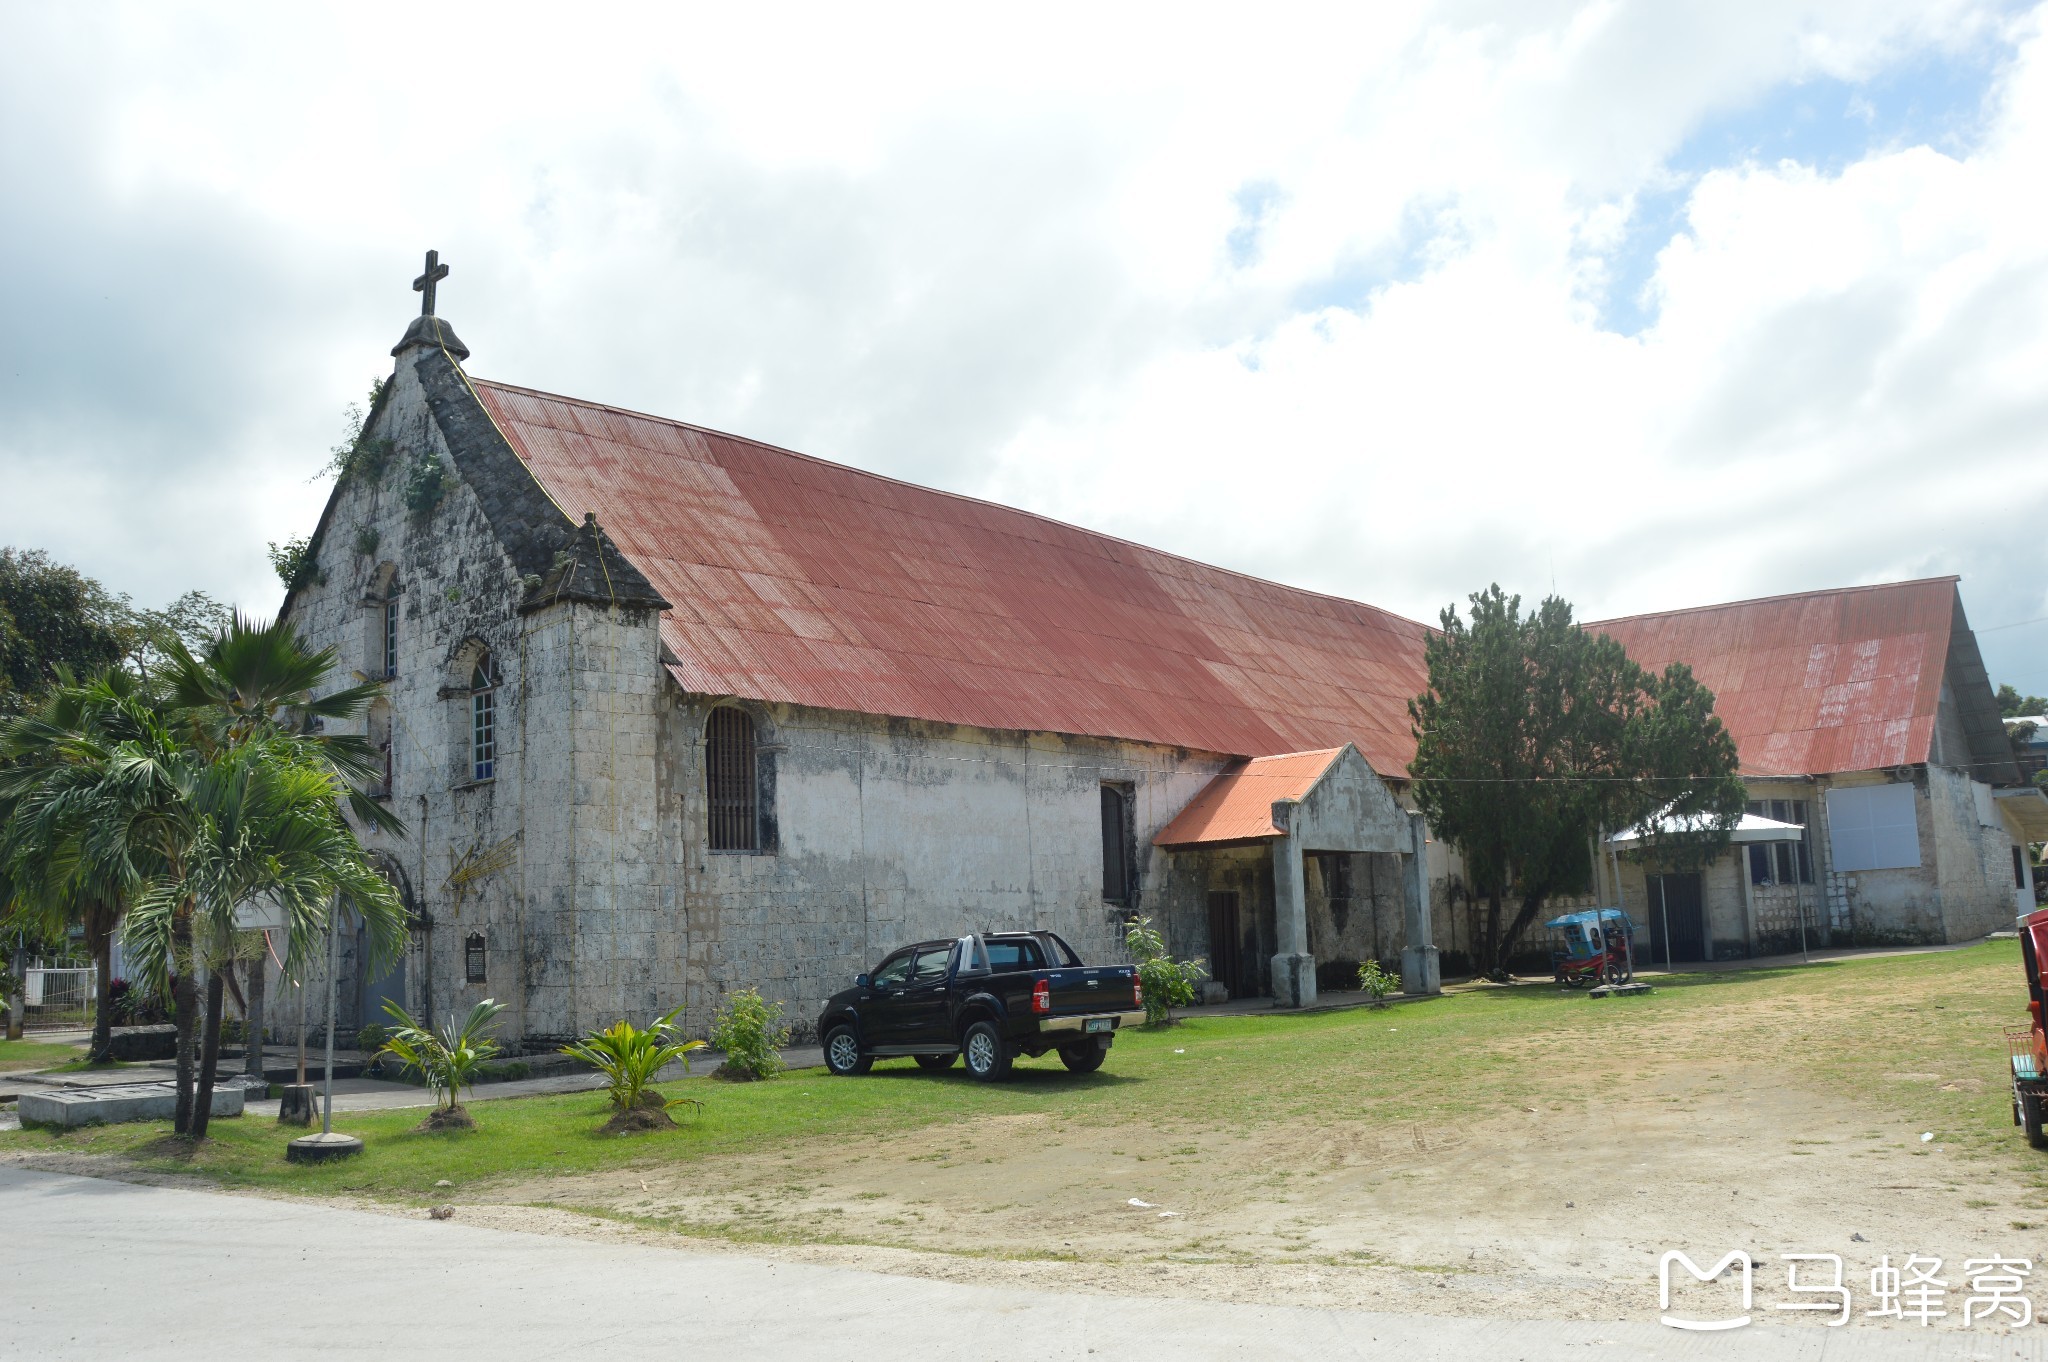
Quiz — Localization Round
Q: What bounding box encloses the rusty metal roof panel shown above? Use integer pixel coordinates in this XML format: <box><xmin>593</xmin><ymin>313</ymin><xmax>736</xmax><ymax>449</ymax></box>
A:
<box><xmin>1154</xmin><ymin>748</ymin><xmax>1350</xmax><ymax>846</ymax></box>
<box><xmin>1590</xmin><ymin>578</ymin><xmax>1960</xmax><ymax>777</ymax></box>
<box><xmin>475</xmin><ymin>380</ymin><xmax>1971</xmax><ymax>779</ymax></box>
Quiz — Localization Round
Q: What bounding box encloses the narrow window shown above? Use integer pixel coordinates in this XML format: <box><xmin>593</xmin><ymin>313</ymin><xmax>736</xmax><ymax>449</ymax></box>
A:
<box><xmin>464</xmin><ymin>931</ymin><xmax>487</xmax><ymax>984</ymax></box>
<box><xmin>367</xmin><ymin>700</ymin><xmax>394</xmax><ymax>798</ymax></box>
<box><xmin>1101</xmin><ymin>784</ymin><xmax>1131</xmax><ymax>904</ymax></box>
<box><xmin>383</xmin><ymin>599</ymin><xmax>399</xmax><ymax>679</ymax></box>
<box><xmin>706</xmin><ymin>707</ymin><xmax>758</xmax><ymax>851</ymax></box>
<box><xmin>2017</xmin><ymin>845</ymin><xmax>2029</xmax><ymax>890</ymax></box>
<box><xmin>1748</xmin><ymin>843</ymin><xmax>1772</xmax><ymax>886</ymax></box>
<box><xmin>470</xmin><ymin>657</ymin><xmax>496</xmax><ymax>781</ymax></box>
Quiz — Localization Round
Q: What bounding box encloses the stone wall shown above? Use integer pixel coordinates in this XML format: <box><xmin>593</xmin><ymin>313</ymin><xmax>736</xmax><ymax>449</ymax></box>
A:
<box><xmin>663</xmin><ymin>695</ymin><xmax>1234</xmax><ymax>1038</ymax></box>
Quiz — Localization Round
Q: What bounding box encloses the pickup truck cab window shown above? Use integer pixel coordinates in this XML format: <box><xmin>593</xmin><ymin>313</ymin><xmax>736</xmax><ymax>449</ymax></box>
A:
<box><xmin>870</xmin><ymin>951</ymin><xmax>914</xmax><ymax>990</ymax></box>
<box><xmin>909</xmin><ymin>947</ymin><xmax>952</xmax><ymax>985</ymax></box>
<box><xmin>985</xmin><ymin>940</ymin><xmax>1046</xmax><ymax>973</ymax></box>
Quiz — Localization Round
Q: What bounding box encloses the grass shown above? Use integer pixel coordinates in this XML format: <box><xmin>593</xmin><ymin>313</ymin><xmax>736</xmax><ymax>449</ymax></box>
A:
<box><xmin>0</xmin><ymin>941</ymin><xmax>2035</xmax><ymax>1206</ymax></box>
<box><xmin>0</xmin><ymin>1038</ymin><xmax>87</xmax><ymax>1074</ymax></box>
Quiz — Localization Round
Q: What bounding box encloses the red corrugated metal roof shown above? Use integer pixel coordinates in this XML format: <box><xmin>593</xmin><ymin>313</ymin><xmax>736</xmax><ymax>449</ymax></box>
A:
<box><xmin>472</xmin><ymin>379</ymin><xmax>1432</xmax><ymax>769</ymax></box>
<box><xmin>1588</xmin><ymin>578</ymin><xmax>1959</xmax><ymax>777</ymax></box>
<box><xmin>466</xmin><ymin>379</ymin><xmax>1967</xmax><ymax>783</ymax></box>
<box><xmin>1153</xmin><ymin>748</ymin><xmax>1347</xmax><ymax>846</ymax></box>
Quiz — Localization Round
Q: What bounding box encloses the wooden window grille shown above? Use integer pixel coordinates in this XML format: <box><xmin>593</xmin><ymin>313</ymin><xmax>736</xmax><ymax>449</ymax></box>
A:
<box><xmin>464</xmin><ymin>932</ymin><xmax>487</xmax><ymax>984</ymax></box>
<box><xmin>706</xmin><ymin>707</ymin><xmax>758</xmax><ymax>851</ymax></box>
<box><xmin>470</xmin><ymin>658</ymin><xmax>496</xmax><ymax>781</ymax></box>
<box><xmin>1101</xmin><ymin>784</ymin><xmax>1131</xmax><ymax>903</ymax></box>
<box><xmin>382</xmin><ymin>599</ymin><xmax>399</xmax><ymax>679</ymax></box>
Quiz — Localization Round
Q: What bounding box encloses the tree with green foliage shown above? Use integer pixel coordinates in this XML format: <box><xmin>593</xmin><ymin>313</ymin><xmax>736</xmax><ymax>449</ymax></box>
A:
<box><xmin>0</xmin><ymin>616</ymin><xmax>406</xmax><ymax>1138</ymax></box>
<box><xmin>1408</xmin><ymin>586</ymin><xmax>1746</xmax><ymax>975</ymax></box>
<box><xmin>0</xmin><ymin>549</ymin><xmax>129</xmax><ymax>715</ymax></box>
<box><xmin>1999</xmin><ymin>684</ymin><xmax>2048</xmax><ymax>719</ymax></box>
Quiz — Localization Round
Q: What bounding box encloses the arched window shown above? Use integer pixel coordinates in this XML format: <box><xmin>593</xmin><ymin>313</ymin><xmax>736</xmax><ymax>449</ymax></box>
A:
<box><xmin>464</xmin><ymin>931</ymin><xmax>487</xmax><ymax>984</ymax></box>
<box><xmin>366</xmin><ymin>565</ymin><xmax>400</xmax><ymax>680</ymax></box>
<box><xmin>706</xmin><ymin>707</ymin><xmax>758</xmax><ymax>851</ymax></box>
<box><xmin>382</xmin><ymin>596</ymin><xmax>400</xmax><ymax>679</ymax></box>
<box><xmin>470</xmin><ymin>655</ymin><xmax>496</xmax><ymax>781</ymax></box>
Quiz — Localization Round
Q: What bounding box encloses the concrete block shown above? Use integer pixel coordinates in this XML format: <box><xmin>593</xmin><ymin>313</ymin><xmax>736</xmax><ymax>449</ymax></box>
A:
<box><xmin>19</xmin><ymin>1081</ymin><xmax>244</xmax><ymax>1129</ymax></box>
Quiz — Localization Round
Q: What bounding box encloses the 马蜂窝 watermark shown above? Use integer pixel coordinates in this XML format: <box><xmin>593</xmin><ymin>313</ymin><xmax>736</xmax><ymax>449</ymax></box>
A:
<box><xmin>1660</xmin><ymin>1251</ymin><xmax>2032</xmax><ymax>1330</ymax></box>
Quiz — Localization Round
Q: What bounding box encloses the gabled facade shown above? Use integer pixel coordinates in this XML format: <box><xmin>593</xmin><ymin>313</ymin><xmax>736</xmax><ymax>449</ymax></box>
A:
<box><xmin>1566</xmin><ymin>581</ymin><xmax>2048</xmax><ymax>962</ymax></box>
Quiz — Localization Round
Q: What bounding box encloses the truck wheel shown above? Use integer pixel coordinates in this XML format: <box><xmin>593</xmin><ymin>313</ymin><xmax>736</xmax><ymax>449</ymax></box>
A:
<box><xmin>2025</xmin><ymin>1091</ymin><xmax>2047</xmax><ymax>1150</ymax></box>
<box><xmin>824</xmin><ymin>1025</ymin><xmax>871</xmax><ymax>1077</ymax></box>
<box><xmin>914</xmin><ymin>1053</ymin><xmax>957</xmax><ymax>1072</ymax></box>
<box><xmin>961</xmin><ymin>1021</ymin><xmax>1013</xmax><ymax>1083</ymax></box>
<box><xmin>1058</xmin><ymin>1042</ymin><xmax>1106</xmax><ymax>1074</ymax></box>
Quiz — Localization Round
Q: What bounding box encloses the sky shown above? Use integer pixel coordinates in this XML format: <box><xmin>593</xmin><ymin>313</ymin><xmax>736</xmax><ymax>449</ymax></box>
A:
<box><xmin>3</xmin><ymin>2</ymin><xmax>2047</xmax><ymax>691</ymax></box>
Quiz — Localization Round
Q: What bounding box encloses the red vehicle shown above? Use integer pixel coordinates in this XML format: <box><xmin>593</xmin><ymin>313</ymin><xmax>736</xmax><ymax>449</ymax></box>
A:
<box><xmin>2013</xmin><ymin>908</ymin><xmax>2048</xmax><ymax>1147</ymax></box>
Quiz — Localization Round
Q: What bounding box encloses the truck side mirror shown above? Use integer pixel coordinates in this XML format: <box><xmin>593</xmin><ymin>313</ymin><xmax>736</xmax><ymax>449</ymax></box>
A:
<box><xmin>855</xmin><ymin>973</ymin><xmax>872</xmax><ymax>990</ymax></box>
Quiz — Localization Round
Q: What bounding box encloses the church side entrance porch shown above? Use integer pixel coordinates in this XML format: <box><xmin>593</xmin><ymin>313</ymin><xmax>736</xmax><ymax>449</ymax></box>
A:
<box><xmin>1153</xmin><ymin>744</ymin><xmax>1437</xmax><ymax>1007</ymax></box>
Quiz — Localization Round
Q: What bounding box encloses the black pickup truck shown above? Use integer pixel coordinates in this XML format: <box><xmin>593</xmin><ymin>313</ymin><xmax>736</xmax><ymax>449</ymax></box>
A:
<box><xmin>817</xmin><ymin>931</ymin><xmax>1143</xmax><ymax>1082</ymax></box>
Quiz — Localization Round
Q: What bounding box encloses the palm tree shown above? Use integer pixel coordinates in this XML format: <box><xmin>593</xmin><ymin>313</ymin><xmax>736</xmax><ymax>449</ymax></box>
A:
<box><xmin>146</xmin><ymin>616</ymin><xmax>405</xmax><ymax>1136</ymax></box>
<box><xmin>0</xmin><ymin>618</ymin><xmax>408</xmax><ymax>1137</ymax></box>
<box><xmin>124</xmin><ymin>739</ymin><xmax>405</xmax><ymax>1138</ymax></box>
<box><xmin>0</xmin><ymin>672</ymin><xmax>183</xmax><ymax>1065</ymax></box>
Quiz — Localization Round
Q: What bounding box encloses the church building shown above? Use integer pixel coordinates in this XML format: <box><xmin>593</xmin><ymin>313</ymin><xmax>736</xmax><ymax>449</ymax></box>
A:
<box><xmin>279</xmin><ymin>262</ymin><xmax>2044</xmax><ymax>1046</ymax></box>
<box><xmin>281</xmin><ymin>270</ymin><xmax>1436</xmax><ymax>1045</ymax></box>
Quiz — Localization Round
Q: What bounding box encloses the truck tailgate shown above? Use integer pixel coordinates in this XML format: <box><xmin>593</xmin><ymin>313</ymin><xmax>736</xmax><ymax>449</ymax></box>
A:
<box><xmin>1042</xmin><ymin>967</ymin><xmax>1136</xmax><ymax>1015</ymax></box>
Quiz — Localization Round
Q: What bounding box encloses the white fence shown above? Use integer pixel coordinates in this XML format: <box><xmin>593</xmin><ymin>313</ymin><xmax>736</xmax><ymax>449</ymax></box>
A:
<box><xmin>22</xmin><ymin>963</ymin><xmax>96</xmax><ymax>1031</ymax></box>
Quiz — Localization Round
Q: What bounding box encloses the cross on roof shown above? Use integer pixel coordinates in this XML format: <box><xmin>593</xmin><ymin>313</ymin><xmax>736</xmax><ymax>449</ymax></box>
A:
<box><xmin>412</xmin><ymin>249</ymin><xmax>449</xmax><ymax>316</ymax></box>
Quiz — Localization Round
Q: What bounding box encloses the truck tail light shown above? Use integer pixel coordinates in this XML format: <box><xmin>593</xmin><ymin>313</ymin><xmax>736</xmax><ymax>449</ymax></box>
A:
<box><xmin>1032</xmin><ymin>978</ymin><xmax>1051</xmax><ymax>1014</ymax></box>
<box><xmin>1133</xmin><ymin>975</ymin><xmax>1143</xmax><ymax>1008</ymax></box>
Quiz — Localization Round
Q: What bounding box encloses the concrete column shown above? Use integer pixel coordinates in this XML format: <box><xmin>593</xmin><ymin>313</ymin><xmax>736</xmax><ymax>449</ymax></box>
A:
<box><xmin>1400</xmin><ymin>811</ymin><xmax>1441</xmax><ymax>996</ymax></box>
<box><xmin>1269</xmin><ymin>800</ymin><xmax>1315</xmax><ymax>1007</ymax></box>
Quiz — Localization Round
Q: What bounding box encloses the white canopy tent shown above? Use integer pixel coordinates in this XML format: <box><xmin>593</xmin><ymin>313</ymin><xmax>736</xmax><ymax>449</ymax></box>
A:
<box><xmin>1606</xmin><ymin>811</ymin><xmax>1808</xmax><ymax>851</ymax></box>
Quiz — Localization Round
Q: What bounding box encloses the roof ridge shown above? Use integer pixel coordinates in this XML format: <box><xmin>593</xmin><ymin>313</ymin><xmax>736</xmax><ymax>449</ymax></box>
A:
<box><xmin>1585</xmin><ymin>575</ymin><xmax>1959</xmax><ymax>629</ymax></box>
<box><xmin>469</xmin><ymin>375</ymin><xmax>1434</xmax><ymax>632</ymax></box>
<box><xmin>1247</xmin><ymin>746</ymin><xmax>1350</xmax><ymax>762</ymax></box>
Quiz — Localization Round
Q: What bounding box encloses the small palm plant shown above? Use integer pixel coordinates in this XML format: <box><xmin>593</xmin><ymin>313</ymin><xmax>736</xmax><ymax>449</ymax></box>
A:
<box><xmin>378</xmin><ymin>998</ymin><xmax>506</xmax><ymax>1130</ymax></box>
<box><xmin>561</xmin><ymin>1005</ymin><xmax>706</xmax><ymax>1132</ymax></box>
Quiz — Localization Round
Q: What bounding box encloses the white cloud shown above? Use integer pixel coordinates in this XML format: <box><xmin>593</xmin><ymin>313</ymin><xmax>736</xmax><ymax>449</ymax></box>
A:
<box><xmin>1</xmin><ymin>0</ymin><xmax>2044</xmax><ymax>682</ymax></box>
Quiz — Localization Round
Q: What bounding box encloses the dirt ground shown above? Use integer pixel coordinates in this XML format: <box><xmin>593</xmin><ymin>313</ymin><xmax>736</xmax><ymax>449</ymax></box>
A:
<box><xmin>10</xmin><ymin>955</ymin><xmax>2032</xmax><ymax>1333</ymax></box>
<box><xmin>453</xmin><ymin>1017</ymin><xmax>2030</xmax><ymax>1329</ymax></box>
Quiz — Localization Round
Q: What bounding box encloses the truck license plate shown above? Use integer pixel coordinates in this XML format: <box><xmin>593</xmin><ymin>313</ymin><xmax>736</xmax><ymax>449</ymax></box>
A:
<box><xmin>1085</xmin><ymin>1018</ymin><xmax>1113</xmax><ymax>1034</ymax></box>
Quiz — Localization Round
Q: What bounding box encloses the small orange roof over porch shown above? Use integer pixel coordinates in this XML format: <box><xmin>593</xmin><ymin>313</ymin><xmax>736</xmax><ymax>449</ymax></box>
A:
<box><xmin>1153</xmin><ymin>747</ymin><xmax>1351</xmax><ymax>848</ymax></box>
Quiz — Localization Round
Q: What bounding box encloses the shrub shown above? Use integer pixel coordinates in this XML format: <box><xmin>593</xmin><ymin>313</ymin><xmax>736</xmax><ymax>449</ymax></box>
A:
<box><xmin>403</xmin><ymin>449</ymin><xmax>447</xmax><ymax>517</ymax></box>
<box><xmin>266</xmin><ymin>537</ymin><xmax>323</xmax><ymax>592</ymax></box>
<box><xmin>710</xmin><ymin>988</ymin><xmax>788</xmax><ymax>1080</ymax></box>
<box><xmin>1124</xmin><ymin>916</ymin><xmax>1208</xmax><ymax>1026</ymax></box>
<box><xmin>355</xmin><ymin>1023</ymin><xmax>391</xmax><ymax>1055</ymax></box>
<box><xmin>377</xmin><ymin>998</ymin><xmax>506</xmax><ymax>1116</ymax></box>
<box><xmin>1356</xmin><ymin>958</ymin><xmax>1399</xmax><ymax>1007</ymax></box>
<box><xmin>562</xmin><ymin>1005</ymin><xmax>706</xmax><ymax>1123</ymax></box>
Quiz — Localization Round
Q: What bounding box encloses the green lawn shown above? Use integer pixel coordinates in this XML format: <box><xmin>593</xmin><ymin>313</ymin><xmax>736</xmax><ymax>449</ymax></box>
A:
<box><xmin>0</xmin><ymin>1038</ymin><xmax>86</xmax><ymax>1074</ymax></box>
<box><xmin>1</xmin><ymin>942</ymin><xmax>2034</xmax><ymax>1207</ymax></box>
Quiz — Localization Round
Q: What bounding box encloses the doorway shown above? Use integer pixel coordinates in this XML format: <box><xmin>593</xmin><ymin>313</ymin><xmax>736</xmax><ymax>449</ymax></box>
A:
<box><xmin>1646</xmin><ymin>873</ymin><xmax>1707</xmax><ymax>964</ymax></box>
<box><xmin>1207</xmin><ymin>891</ymin><xmax>1263</xmax><ymax>999</ymax></box>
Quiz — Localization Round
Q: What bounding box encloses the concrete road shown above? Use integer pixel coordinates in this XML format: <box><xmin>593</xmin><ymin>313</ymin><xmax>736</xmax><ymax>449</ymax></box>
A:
<box><xmin>0</xmin><ymin>1169</ymin><xmax>2036</xmax><ymax>1361</ymax></box>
